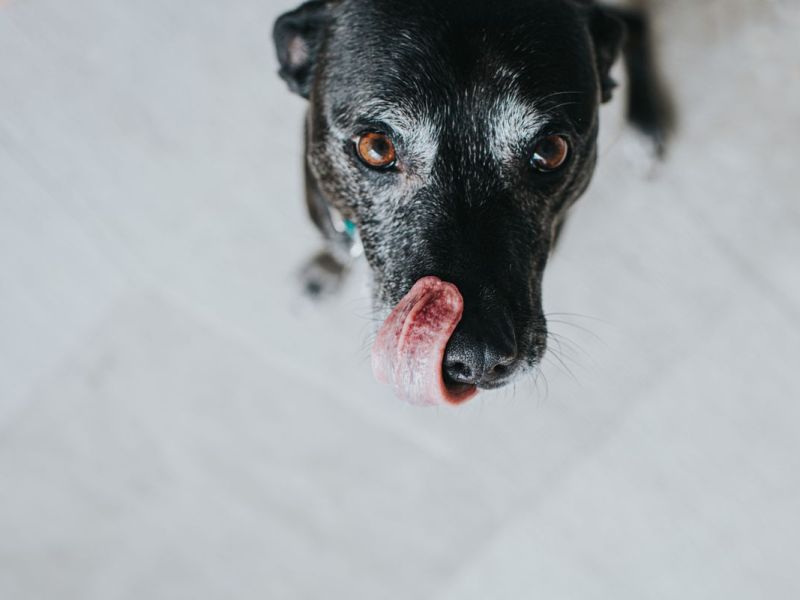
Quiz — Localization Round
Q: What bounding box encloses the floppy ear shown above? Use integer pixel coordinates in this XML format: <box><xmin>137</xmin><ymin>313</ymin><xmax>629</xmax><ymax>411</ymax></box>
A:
<box><xmin>588</xmin><ymin>6</ymin><xmax>625</xmax><ymax>103</ymax></box>
<box><xmin>273</xmin><ymin>1</ymin><xmax>330</xmax><ymax>99</ymax></box>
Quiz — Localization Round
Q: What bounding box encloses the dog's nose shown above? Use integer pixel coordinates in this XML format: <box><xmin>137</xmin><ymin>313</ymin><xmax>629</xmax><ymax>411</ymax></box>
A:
<box><xmin>443</xmin><ymin>315</ymin><xmax>518</xmax><ymax>388</ymax></box>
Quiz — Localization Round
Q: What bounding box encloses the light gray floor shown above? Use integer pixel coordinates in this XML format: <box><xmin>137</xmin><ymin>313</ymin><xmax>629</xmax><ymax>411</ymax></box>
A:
<box><xmin>1</xmin><ymin>0</ymin><xmax>799</xmax><ymax>598</ymax></box>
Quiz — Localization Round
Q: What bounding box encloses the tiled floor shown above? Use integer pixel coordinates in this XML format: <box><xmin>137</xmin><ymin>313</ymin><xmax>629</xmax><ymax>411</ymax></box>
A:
<box><xmin>1</xmin><ymin>0</ymin><xmax>798</xmax><ymax>598</ymax></box>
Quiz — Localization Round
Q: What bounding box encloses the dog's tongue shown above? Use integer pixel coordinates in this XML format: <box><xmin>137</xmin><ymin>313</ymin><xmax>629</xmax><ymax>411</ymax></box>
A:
<box><xmin>372</xmin><ymin>276</ymin><xmax>478</xmax><ymax>406</ymax></box>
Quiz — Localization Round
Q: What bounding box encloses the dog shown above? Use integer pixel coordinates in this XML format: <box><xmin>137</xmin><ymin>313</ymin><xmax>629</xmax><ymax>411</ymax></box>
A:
<box><xmin>273</xmin><ymin>0</ymin><xmax>672</xmax><ymax>404</ymax></box>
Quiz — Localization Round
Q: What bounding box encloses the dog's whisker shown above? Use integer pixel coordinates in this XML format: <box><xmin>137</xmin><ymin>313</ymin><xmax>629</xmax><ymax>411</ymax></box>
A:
<box><xmin>545</xmin><ymin>337</ymin><xmax>582</xmax><ymax>371</ymax></box>
<box><xmin>530</xmin><ymin>367</ymin><xmax>542</xmax><ymax>399</ymax></box>
<box><xmin>547</xmin><ymin>341</ymin><xmax>588</xmax><ymax>372</ymax></box>
<box><xmin>539</xmin><ymin>100</ymin><xmax>581</xmax><ymax>116</ymax></box>
<box><xmin>544</xmin><ymin>311</ymin><xmax>609</xmax><ymax>323</ymax></box>
<box><xmin>539</xmin><ymin>367</ymin><xmax>551</xmax><ymax>403</ymax></box>
<box><xmin>535</xmin><ymin>90</ymin><xmax>587</xmax><ymax>104</ymax></box>
<box><xmin>544</xmin><ymin>348</ymin><xmax>581</xmax><ymax>385</ymax></box>
<box><xmin>546</xmin><ymin>330</ymin><xmax>589</xmax><ymax>360</ymax></box>
<box><xmin>545</xmin><ymin>319</ymin><xmax>603</xmax><ymax>343</ymax></box>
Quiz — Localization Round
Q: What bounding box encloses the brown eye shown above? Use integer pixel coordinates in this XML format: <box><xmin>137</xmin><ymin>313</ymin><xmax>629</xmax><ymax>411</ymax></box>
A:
<box><xmin>356</xmin><ymin>132</ymin><xmax>396</xmax><ymax>169</ymax></box>
<box><xmin>531</xmin><ymin>135</ymin><xmax>569</xmax><ymax>172</ymax></box>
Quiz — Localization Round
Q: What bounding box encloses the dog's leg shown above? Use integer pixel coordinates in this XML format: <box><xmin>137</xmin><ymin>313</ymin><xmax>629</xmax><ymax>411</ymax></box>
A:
<box><xmin>608</xmin><ymin>6</ymin><xmax>675</xmax><ymax>157</ymax></box>
<box><xmin>299</xmin><ymin>154</ymin><xmax>359</xmax><ymax>299</ymax></box>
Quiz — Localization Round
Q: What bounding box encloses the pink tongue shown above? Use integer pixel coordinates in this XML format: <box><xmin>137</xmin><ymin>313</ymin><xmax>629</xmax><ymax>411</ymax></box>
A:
<box><xmin>371</xmin><ymin>276</ymin><xmax>478</xmax><ymax>406</ymax></box>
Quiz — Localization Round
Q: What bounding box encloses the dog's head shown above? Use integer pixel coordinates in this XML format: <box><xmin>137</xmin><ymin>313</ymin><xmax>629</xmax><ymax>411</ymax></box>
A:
<box><xmin>274</xmin><ymin>0</ymin><xmax>623</xmax><ymax>401</ymax></box>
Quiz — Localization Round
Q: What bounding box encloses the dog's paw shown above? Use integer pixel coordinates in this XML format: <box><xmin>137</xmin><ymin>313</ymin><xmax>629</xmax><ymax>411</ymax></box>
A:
<box><xmin>298</xmin><ymin>250</ymin><xmax>349</xmax><ymax>300</ymax></box>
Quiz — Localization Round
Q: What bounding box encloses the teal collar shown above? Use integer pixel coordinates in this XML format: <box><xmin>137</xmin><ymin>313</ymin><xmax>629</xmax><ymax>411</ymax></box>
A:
<box><xmin>327</xmin><ymin>205</ymin><xmax>363</xmax><ymax>258</ymax></box>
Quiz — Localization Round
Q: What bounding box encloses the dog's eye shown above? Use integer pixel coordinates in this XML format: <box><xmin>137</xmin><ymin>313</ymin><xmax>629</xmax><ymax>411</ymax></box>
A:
<box><xmin>531</xmin><ymin>135</ymin><xmax>569</xmax><ymax>172</ymax></box>
<box><xmin>356</xmin><ymin>132</ymin><xmax>396</xmax><ymax>169</ymax></box>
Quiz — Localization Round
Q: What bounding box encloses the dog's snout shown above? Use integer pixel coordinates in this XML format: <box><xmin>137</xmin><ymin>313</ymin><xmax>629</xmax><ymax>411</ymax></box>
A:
<box><xmin>443</xmin><ymin>308</ymin><xmax>518</xmax><ymax>389</ymax></box>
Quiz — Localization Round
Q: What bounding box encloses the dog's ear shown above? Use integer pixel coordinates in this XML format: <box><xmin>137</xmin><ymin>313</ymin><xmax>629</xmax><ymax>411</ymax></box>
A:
<box><xmin>273</xmin><ymin>1</ymin><xmax>330</xmax><ymax>99</ymax></box>
<box><xmin>588</xmin><ymin>6</ymin><xmax>625</xmax><ymax>103</ymax></box>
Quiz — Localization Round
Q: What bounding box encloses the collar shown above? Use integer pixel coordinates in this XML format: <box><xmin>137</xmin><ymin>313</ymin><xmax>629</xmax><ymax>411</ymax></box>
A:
<box><xmin>327</xmin><ymin>205</ymin><xmax>363</xmax><ymax>259</ymax></box>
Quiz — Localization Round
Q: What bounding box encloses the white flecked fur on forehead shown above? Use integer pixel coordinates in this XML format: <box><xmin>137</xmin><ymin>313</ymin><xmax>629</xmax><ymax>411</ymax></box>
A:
<box><xmin>358</xmin><ymin>99</ymin><xmax>434</xmax><ymax>139</ymax></box>
<box><xmin>487</xmin><ymin>91</ymin><xmax>547</xmax><ymax>164</ymax></box>
<box><xmin>331</xmin><ymin>89</ymin><xmax>556</xmax><ymax>173</ymax></box>
<box><xmin>365</xmin><ymin>92</ymin><xmax>549</xmax><ymax>164</ymax></box>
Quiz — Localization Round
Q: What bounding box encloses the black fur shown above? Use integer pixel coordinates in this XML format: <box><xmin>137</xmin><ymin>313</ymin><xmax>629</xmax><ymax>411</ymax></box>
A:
<box><xmin>273</xmin><ymin>0</ymin><xmax>673</xmax><ymax>390</ymax></box>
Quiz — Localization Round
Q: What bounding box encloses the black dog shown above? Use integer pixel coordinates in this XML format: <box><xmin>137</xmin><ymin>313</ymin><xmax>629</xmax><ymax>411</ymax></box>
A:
<box><xmin>273</xmin><ymin>0</ymin><xmax>672</xmax><ymax>402</ymax></box>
